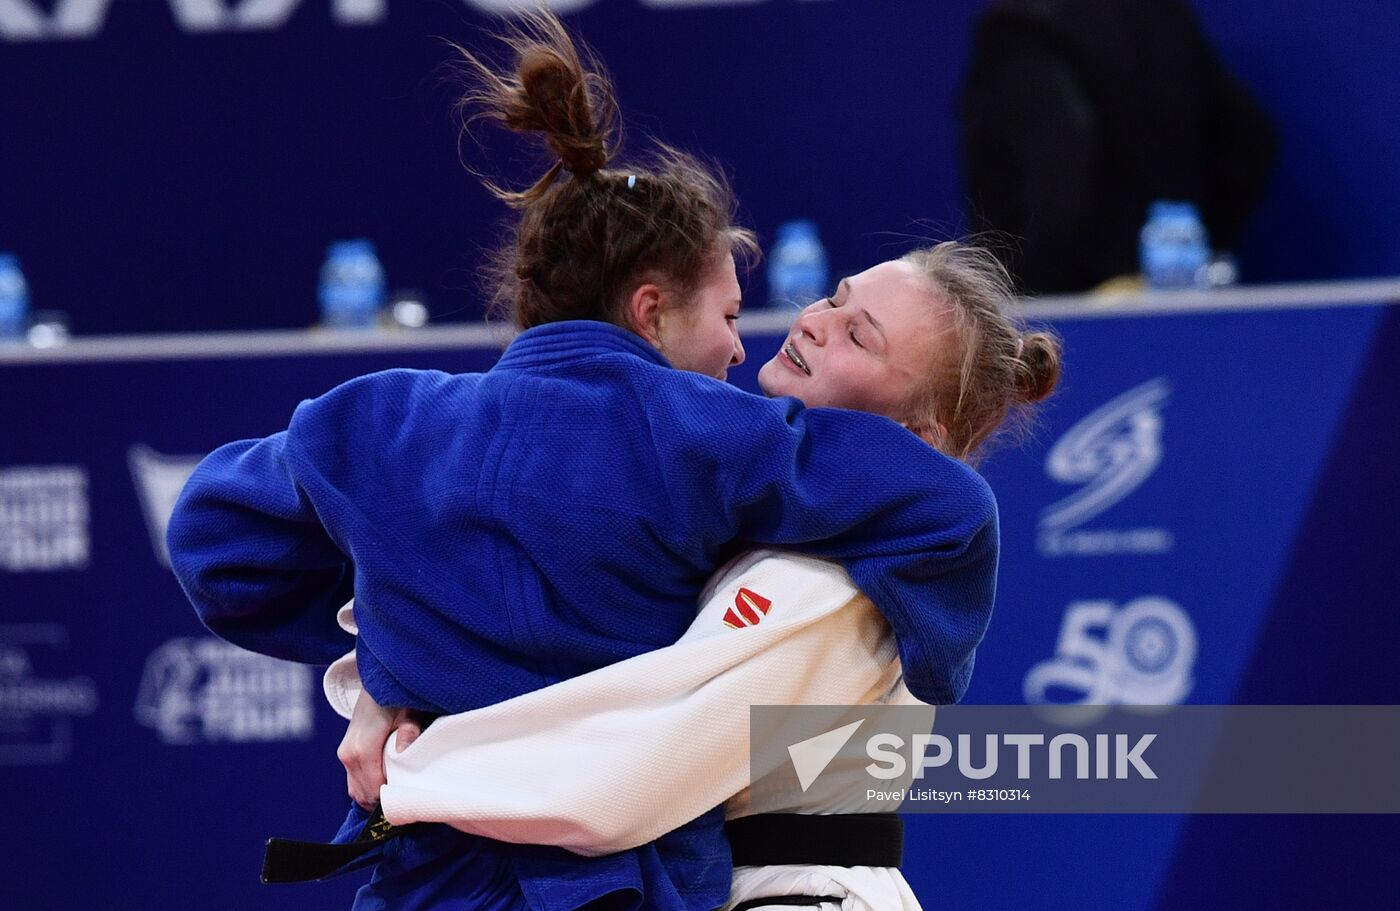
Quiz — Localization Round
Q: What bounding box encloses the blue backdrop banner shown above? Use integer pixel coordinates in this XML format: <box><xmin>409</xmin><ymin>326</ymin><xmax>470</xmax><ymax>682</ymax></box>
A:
<box><xmin>3</xmin><ymin>281</ymin><xmax>1400</xmax><ymax>908</ymax></box>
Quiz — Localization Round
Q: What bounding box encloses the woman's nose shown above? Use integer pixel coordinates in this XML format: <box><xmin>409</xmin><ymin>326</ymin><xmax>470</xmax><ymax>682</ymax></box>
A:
<box><xmin>730</xmin><ymin>327</ymin><xmax>746</xmax><ymax>366</ymax></box>
<box><xmin>794</xmin><ymin>307</ymin><xmax>827</xmax><ymax>345</ymax></box>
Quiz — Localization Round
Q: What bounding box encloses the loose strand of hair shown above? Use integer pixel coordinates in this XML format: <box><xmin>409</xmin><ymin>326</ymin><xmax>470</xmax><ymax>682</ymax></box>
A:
<box><xmin>443</xmin><ymin>9</ymin><xmax>620</xmax><ymax>206</ymax></box>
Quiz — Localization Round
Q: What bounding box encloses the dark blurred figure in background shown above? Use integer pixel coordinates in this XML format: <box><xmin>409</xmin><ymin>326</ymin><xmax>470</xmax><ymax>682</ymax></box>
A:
<box><xmin>959</xmin><ymin>0</ymin><xmax>1276</xmax><ymax>295</ymax></box>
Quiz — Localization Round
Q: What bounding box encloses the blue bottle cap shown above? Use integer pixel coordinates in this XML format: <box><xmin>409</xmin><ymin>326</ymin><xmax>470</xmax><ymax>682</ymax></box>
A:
<box><xmin>327</xmin><ymin>239</ymin><xmax>376</xmax><ymax>258</ymax></box>
<box><xmin>775</xmin><ymin>220</ymin><xmax>819</xmax><ymax>242</ymax></box>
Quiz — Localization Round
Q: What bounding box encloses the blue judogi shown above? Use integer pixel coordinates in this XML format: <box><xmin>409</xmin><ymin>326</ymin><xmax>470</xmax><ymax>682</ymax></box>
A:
<box><xmin>168</xmin><ymin>320</ymin><xmax>999</xmax><ymax>911</ymax></box>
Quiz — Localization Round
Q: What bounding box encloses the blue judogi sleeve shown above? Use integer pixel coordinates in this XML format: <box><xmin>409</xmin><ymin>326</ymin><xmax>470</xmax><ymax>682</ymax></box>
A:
<box><xmin>170</xmin><ymin>367</ymin><xmax>493</xmax><ymax>669</ymax></box>
<box><xmin>166</xmin><ymin>430</ymin><xmax>356</xmax><ymax>665</ymax></box>
<box><xmin>645</xmin><ymin>379</ymin><xmax>1000</xmax><ymax>705</ymax></box>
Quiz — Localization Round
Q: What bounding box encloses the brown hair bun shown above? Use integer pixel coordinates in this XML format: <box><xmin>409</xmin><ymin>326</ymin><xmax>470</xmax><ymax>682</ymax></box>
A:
<box><xmin>448</xmin><ymin>9</ymin><xmax>756</xmax><ymax>333</ymax></box>
<box><xmin>509</xmin><ymin>41</ymin><xmax>611</xmax><ymax>176</ymax></box>
<box><xmin>1015</xmin><ymin>331</ymin><xmax>1062</xmax><ymax>404</ymax></box>
<box><xmin>452</xmin><ymin>9</ymin><xmax>618</xmax><ymax>199</ymax></box>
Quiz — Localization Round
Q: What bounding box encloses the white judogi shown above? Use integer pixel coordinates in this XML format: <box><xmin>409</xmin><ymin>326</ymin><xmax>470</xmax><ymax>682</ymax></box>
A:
<box><xmin>324</xmin><ymin>550</ymin><xmax>929</xmax><ymax>911</ymax></box>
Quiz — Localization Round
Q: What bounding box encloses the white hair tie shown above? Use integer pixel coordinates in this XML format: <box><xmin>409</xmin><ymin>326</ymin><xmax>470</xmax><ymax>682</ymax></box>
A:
<box><xmin>1014</xmin><ymin>336</ymin><xmax>1025</xmax><ymax>359</ymax></box>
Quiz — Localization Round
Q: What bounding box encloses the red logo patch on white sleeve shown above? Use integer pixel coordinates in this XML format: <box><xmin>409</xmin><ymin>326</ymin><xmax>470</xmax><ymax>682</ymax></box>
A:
<box><xmin>723</xmin><ymin>587</ymin><xmax>773</xmax><ymax>629</ymax></box>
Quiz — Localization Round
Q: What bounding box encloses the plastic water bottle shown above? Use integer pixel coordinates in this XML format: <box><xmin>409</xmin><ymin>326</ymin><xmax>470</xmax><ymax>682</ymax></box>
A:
<box><xmin>768</xmin><ymin>220</ymin><xmax>829</xmax><ymax>308</ymax></box>
<box><xmin>1139</xmin><ymin>201</ymin><xmax>1210</xmax><ymax>289</ymax></box>
<box><xmin>0</xmin><ymin>253</ymin><xmax>30</xmax><ymax>342</ymax></box>
<box><xmin>318</xmin><ymin>239</ymin><xmax>385</xmax><ymax>329</ymax></box>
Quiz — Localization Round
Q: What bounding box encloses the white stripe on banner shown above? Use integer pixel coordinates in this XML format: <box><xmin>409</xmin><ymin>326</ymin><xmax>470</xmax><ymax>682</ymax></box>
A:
<box><xmin>2</xmin><ymin>278</ymin><xmax>1398</xmax><ymax>365</ymax></box>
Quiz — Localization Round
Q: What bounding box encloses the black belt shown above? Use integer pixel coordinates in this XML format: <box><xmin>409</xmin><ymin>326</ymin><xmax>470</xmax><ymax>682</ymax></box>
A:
<box><xmin>263</xmin><ymin>809</ymin><xmax>902</xmax><ymax>884</ymax></box>
<box><xmin>730</xmin><ymin>897</ymin><xmax>844</xmax><ymax>911</ymax></box>
<box><xmin>261</xmin><ymin>805</ymin><xmax>407</xmax><ymax>884</ymax></box>
<box><xmin>264</xmin><ymin>709</ymin><xmax>443</xmax><ymax>884</ymax></box>
<box><xmin>725</xmin><ymin>813</ymin><xmax>903</xmax><ymax>868</ymax></box>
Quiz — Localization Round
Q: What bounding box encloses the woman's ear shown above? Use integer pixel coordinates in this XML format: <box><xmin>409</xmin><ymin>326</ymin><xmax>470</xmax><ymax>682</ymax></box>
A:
<box><xmin>626</xmin><ymin>283</ymin><xmax>665</xmax><ymax>348</ymax></box>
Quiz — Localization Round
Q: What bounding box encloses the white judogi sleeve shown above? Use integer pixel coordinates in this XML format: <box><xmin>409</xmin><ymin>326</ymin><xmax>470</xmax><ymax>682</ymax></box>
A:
<box><xmin>322</xmin><ymin>550</ymin><xmax>924</xmax><ymax>857</ymax></box>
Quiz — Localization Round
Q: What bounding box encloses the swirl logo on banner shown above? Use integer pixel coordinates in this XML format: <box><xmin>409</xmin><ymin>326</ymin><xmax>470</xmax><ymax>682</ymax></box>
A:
<box><xmin>134</xmin><ymin>637</ymin><xmax>315</xmax><ymax>745</ymax></box>
<box><xmin>1038</xmin><ymin>377</ymin><xmax>1173</xmax><ymax>557</ymax></box>
<box><xmin>0</xmin><ymin>0</ymin><xmax>825</xmax><ymax>41</ymax></box>
<box><xmin>1023</xmin><ymin>597</ymin><xmax>1197</xmax><ymax>713</ymax></box>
